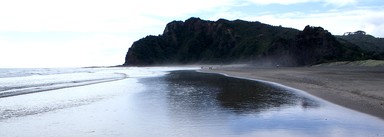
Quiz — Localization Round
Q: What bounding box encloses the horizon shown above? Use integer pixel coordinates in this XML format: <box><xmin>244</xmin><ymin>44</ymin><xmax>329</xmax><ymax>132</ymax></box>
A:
<box><xmin>0</xmin><ymin>0</ymin><xmax>383</xmax><ymax>68</ymax></box>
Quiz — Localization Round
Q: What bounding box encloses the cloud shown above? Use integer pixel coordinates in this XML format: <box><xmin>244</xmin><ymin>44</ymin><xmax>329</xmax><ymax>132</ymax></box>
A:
<box><xmin>323</xmin><ymin>0</ymin><xmax>357</xmax><ymax>7</ymax></box>
<box><xmin>245</xmin><ymin>0</ymin><xmax>357</xmax><ymax>6</ymax></box>
<box><xmin>0</xmin><ymin>0</ymin><xmax>236</xmax><ymax>33</ymax></box>
<box><xmin>245</xmin><ymin>0</ymin><xmax>313</xmax><ymax>5</ymax></box>
<box><xmin>0</xmin><ymin>34</ymin><xmax>132</xmax><ymax>68</ymax></box>
<box><xmin>0</xmin><ymin>0</ymin><xmax>238</xmax><ymax>67</ymax></box>
<box><xmin>0</xmin><ymin>1</ymin><xmax>161</xmax><ymax>33</ymax></box>
<box><xmin>215</xmin><ymin>6</ymin><xmax>384</xmax><ymax>37</ymax></box>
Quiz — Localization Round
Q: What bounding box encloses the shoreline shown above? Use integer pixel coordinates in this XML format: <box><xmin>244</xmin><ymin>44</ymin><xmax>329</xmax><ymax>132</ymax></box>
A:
<box><xmin>201</xmin><ymin>65</ymin><xmax>384</xmax><ymax>119</ymax></box>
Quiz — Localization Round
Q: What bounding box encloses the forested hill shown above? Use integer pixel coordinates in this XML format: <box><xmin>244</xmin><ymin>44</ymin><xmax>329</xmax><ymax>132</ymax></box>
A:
<box><xmin>124</xmin><ymin>17</ymin><xmax>374</xmax><ymax>66</ymax></box>
<box><xmin>337</xmin><ymin>31</ymin><xmax>384</xmax><ymax>59</ymax></box>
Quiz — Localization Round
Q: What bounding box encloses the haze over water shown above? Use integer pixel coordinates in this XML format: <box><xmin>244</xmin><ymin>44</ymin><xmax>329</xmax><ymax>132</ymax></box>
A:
<box><xmin>0</xmin><ymin>68</ymin><xmax>383</xmax><ymax>137</ymax></box>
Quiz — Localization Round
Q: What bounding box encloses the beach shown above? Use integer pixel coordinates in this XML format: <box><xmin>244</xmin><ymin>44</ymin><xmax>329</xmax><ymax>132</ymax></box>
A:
<box><xmin>202</xmin><ymin>65</ymin><xmax>384</xmax><ymax>119</ymax></box>
<box><xmin>1</xmin><ymin>67</ymin><xmax>384</xmax><ymax>136</ymax></box>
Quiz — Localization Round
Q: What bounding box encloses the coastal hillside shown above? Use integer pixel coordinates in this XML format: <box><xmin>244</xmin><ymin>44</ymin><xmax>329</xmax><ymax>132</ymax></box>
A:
<box><xmin>124</xmin><ymin>17</ymin><xmax>370</xmax><ymax>66</ymax></box>
<box><xmin>337</xmin><ymin>31</ymin><xmax>384</xmax><ymax>59</ymax></box>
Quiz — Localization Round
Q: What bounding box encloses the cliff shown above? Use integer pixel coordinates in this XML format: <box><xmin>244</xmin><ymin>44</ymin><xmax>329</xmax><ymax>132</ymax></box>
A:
<box><xmin>124</xmin><ymin>17</ymin><xmax>367</xmax><ymax>66</ymax></box>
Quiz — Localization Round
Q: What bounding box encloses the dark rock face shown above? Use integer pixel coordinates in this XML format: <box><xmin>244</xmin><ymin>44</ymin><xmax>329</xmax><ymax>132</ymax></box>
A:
<box><xmin>124</xmin><ymin>18</ymin><xmax>365</xmax><ymax>66</ymax></box>
<box><xmin>295</xmin><ymin>26</ymin><xmax>343</xmax><ymax>65</ymax></box>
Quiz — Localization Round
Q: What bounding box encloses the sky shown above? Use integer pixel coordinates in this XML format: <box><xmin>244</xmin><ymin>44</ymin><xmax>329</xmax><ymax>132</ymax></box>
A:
<box><xmin>0</xmin><ymin>0</ymin><xmax>383</xmax><ymax>68</ymax></box>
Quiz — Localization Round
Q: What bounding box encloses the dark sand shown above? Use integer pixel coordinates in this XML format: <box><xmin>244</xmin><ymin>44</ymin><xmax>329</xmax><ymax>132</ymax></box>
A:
<box><xmin>202</xmin><ymin>65</ymin><xmax>384</xmax><ymax>119</ymax></box>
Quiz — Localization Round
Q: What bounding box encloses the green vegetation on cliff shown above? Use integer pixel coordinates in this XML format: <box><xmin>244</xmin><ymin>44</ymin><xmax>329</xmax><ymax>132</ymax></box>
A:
<box><xmin>337</xmin><ymin>31</ymin><xmax>384</xmax><ymax>59</ymax></box>
<box><xmin>124</xmin><ymin>17</ymin><xmax>375</xmax><ymax>66</ymax></box>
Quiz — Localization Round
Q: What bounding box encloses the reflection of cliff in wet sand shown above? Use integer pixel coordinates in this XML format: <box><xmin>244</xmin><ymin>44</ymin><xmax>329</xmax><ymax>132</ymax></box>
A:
<box><xmin>202</xmin><ymin>63</ymin><xmax>384</xmax><ymax>119</ymax></box>
<box><xmin>161</xmin><ymin>71</ymin><xmax>318</xmax><ymax>114</ymax></box>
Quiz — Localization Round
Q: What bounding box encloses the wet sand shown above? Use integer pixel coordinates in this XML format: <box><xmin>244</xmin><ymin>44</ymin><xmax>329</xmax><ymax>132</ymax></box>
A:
<box><xmin>202</xmin><ymin>65</ymin><xmax>384</xmax><ymax>119</ymax></box>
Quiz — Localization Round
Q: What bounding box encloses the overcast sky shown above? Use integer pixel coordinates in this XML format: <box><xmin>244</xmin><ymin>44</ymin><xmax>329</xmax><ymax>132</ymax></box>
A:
<box><xmin>0</xmin><ymin>0</ymin><xmax>383</xmax><ymax>68</ymax></box>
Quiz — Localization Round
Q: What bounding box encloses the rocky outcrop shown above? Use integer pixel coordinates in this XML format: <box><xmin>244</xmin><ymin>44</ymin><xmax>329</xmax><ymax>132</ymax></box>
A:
<box><xmin>124</xmin><ymin>18</ymin><xmax>366</xmax><ymax>66</ymax></box>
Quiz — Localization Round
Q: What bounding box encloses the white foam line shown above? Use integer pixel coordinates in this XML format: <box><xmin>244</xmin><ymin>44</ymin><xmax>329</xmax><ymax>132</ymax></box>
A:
<box><xmin>0</xmin><ymin>77</ymin><xmax>126</xmax><ymax>98</ymax></box>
